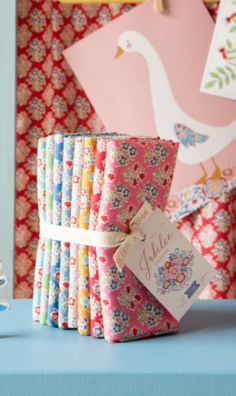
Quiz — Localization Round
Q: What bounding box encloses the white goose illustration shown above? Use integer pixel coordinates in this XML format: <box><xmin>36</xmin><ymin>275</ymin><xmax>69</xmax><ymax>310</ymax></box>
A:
<box><xmin>115</xmin><ymin>31</ymin><xmax>236</xmax><ymax>184</ymax></box>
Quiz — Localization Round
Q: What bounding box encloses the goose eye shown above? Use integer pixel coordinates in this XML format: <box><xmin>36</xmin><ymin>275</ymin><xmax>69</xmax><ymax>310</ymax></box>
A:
<box><xmin>126</xmin><ymin>40</ymin><xmax>132</xmax><ymax>49</ymax></box>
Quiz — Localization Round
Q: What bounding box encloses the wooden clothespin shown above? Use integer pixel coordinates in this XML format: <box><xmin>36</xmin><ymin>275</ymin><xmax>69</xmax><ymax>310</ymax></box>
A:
<box><xmin>154</xmin><ymin>0</ymin><xmax>164</xmax><ymax>13</ymax></box>
<box><xmin>58</xmin><ymin>0</ymin><xmax>219</xmax><ymax>5</ymax></box>
<box><xmin>203</xmin><ymin>0</ymin><xmax>220</xmax><ymax>3</ymax></box>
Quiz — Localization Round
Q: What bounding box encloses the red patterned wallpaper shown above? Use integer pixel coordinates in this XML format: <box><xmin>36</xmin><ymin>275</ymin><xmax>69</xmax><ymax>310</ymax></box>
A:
<box><xmin>15</xmin><ymin>0</ymin><xmax>134</xmax><ymax>297</ymax></box>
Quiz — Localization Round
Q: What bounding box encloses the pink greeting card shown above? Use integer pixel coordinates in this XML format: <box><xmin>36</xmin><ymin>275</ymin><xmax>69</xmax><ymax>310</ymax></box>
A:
<box><xmin>64</xmin><ymin>0</ymin><xmax>236</xmax><ymax>194</ymax></box>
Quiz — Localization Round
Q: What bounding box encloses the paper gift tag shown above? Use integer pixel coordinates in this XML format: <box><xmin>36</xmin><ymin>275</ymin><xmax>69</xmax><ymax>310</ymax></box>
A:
<box><xmin>201</xmin><ymin>0</ymin><xmax>236</xmax><ymax>100</ymax></box>
<box><xmin>115</xmin><ymin>205</ymin><xmax>215</xmax><ymax>321</ymax></box>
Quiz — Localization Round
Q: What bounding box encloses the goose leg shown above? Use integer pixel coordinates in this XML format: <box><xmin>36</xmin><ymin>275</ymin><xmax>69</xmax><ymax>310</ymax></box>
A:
<box><xmin>196</xmin><ymin>163</ymin><xmax>208</xmax><ymax>185</ymax></box>
<box><xmin>211</xmin><ymin>157</ymin><xmax>221</xmax><ymax>180</ymax></box>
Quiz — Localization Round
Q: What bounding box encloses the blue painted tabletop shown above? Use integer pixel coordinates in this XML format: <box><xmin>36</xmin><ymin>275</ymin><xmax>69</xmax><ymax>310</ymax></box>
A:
<box><xmin>0</xmin><ymin>299</ymin><xmax>236</xmax><ymax>396</ymax></box>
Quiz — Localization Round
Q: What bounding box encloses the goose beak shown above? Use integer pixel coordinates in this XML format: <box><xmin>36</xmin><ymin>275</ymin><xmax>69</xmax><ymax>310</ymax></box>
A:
<box><xmin>115</xmin><ymin>46</ymin><xmax>124</xmax><ymax>59</ymax></box>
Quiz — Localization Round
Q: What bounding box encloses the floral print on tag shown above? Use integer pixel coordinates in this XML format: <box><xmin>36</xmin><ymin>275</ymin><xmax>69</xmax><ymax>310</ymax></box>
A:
<box><xmin>155</xmin><ymin>249</ymin><xmax>194</xmax><ymax>295</ymax></box>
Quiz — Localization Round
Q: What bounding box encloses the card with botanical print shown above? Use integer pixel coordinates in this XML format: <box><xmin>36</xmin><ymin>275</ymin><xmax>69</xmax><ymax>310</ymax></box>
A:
<box><xmin>201</xmin><ymin>0</ymin><xmax>236</xmax><ymax>100</ymax></box>
<box><xmin>95</xmin><ymin>137</ymin><xmax>179</xmax><ymax>342</ymax></box>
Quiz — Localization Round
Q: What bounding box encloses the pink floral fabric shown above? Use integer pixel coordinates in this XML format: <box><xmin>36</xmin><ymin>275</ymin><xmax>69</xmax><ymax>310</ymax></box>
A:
<box><xmin>96</xmin><ymin>138</ymin><xmax>179</xmax><ymax>342</ymax></box>
<box><xmin>89</xmin><ymin>139</ymin><xmax>107</xmax><ymax>338</ymax></box>
<box><xmin>177</xmin><ymin>188</ymin><xmax>236</xmax><ymax>299</ymax></box>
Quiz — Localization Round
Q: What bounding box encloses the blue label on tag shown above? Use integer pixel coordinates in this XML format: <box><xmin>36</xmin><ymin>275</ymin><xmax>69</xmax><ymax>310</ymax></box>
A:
<box><xmin>185</xmin><ymin>280</ymin><xmax>200</xmax><ymax>299</ymax></box>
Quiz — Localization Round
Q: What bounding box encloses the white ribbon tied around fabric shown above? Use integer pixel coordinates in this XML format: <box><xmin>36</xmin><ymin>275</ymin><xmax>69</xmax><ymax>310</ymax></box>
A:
<box><xmin>39</xmin><ymin>202</ymin><xmax>153</xmax><ymax>270</ymax></box>
<box><xmin>40</xmin><ymin>223</ymin><xmax>126</xmax><ymax>248</ymax></box>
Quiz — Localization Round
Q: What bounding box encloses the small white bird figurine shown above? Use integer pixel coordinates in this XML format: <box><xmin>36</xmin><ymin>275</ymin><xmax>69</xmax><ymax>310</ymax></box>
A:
<box><xmin>116</xmin><ymin>31</ymin><xmax>236</xmax><ymax>184</ymax></box>
<box><xmin>0</xmin><ymin>261</ymin><xmax>9</xmax><ymax>313</ymax></box>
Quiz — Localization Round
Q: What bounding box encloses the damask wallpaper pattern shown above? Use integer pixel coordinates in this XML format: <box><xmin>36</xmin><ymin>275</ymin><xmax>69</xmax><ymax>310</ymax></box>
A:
<box><xmin>15</xmin><ymin>0</ymin><xmax>134</xmax><ymax>297</ymax></box>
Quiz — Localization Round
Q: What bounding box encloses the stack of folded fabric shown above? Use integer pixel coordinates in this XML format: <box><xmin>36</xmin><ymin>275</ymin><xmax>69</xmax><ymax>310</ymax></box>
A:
<box><xmin>33</xmin><ymin>132</ymin><xmax>179</xmax><ymax>342</ymax></box>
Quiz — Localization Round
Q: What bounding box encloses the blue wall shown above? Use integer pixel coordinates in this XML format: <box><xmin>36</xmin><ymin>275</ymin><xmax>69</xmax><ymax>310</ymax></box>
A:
<box><xmin>0</xmin><ymin>0</ymin><xmax>16</xmax><ymax>298</ymax></box>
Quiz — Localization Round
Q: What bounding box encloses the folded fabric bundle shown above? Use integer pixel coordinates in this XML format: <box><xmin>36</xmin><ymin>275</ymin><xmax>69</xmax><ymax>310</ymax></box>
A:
<box><xmin>33</xmin><ymin>137</ymin><xmax>46</xmax><ymax>322</ymax></box>
<box><xmin>34</xmin><ymin>132</ymin><xmax>179</xmax><ymax>342</ymax></box>
<box><xmin>95</xmin><ymin>138</ymin><xmax>179</xmax><ymax>342</ymax></box>
<box><xmin>48</xmin><ymin>133</ymin><xmax>64</xmax><ymax>327</ymax></box>
<box><xmin>68</xmin><ymin>137</ymin><xmax>84</xmax><ymax>329</ymax></box>
<box><xmin>40</xmin><ymin>135</ymin><xmax>54</xmax><ymax>325</ymax></box>
<box><xmin>58</xmin><ymin>135</ymin><xmax>75</xmax><ymax>329</ymax></box>
<box><xmin>89</xmin><ymin>138</ymin><xmax>107</xmax><ymax>338</ymax></box>
<box><xmin>77</xmin><ymin>137</ymin><xmax>97</xmax><ymax>335</ymax></box>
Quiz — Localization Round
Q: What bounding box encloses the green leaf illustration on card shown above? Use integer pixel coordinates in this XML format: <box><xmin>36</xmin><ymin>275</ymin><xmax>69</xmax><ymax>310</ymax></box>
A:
<box><xmin>202</xmin><ymin>0</ymin><xmax>236</xmax><ymax>99</ymax></box>
<box><xmin>229</xmin><ymin>22</ymin><xmax>236</xmax><ymax>33</ymax></box>
<box><xmin>204</xmin><ymin>80</ymin><xmax>216</xmax><ymax>89</ymax></box>
<box><xmin>225</xmin><ymin>39</ymin><xmax>236</xmax><ymax>58</ymax></box>
<box><xmin>226</xmin><ymin>8</ymin><xmax>236</xmax><ymax>32</ymax></box>
<box><xmin>205</xmin><ymin>65</ymin><xmax>236</xmax><ymax>90</ymax></box>
<box><xmin>226</xmin><ymin>39</ymin><xmax>233</xmax><ymax>49</ymax></box>
<box><xmin>205</xmin><ymin>36</ymin><xmax>236</xmax><ymax>90</ymax></box>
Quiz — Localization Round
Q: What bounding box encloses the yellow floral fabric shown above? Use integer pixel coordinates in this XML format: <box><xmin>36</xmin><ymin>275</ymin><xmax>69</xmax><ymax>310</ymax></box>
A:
<box><xmin>77</xmin><ymin>137</ymin><xmax>97</xmax><ymax>335</ymax></box>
